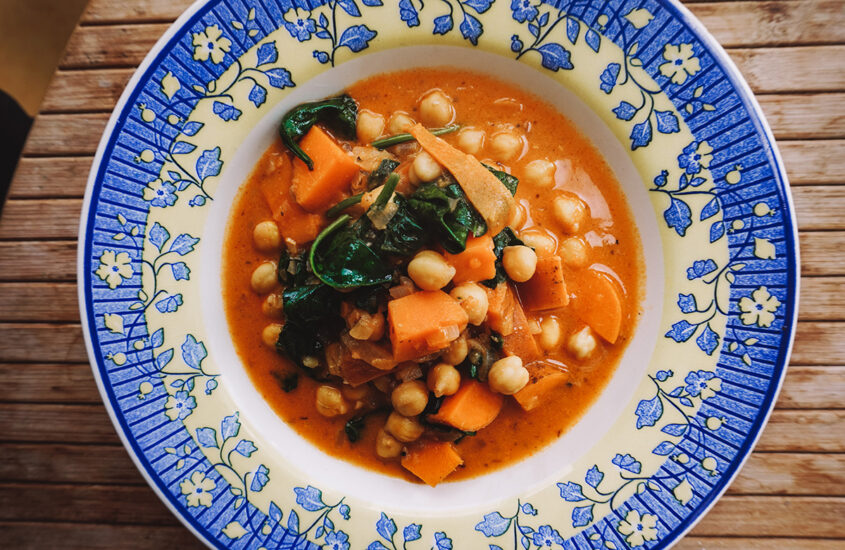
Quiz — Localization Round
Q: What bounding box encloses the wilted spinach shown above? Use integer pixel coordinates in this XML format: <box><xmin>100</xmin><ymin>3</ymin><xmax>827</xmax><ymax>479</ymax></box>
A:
<box><xmin>279</xmin><ymin>94</ymin><xmax>357</xmax><ymax>169</ymax></box>
<box><xmin>485</xmin><ymin>165</ymin><xmax>519</xmax><ymax>196</ymax></box>
<box><xmin>377</xmin><ymin>194</ymin><xmax>428</xmax><ymax>257</ymax></box>
<box><xmin>367</xmin><ymin>158</ymin><xmax>400</xmax><ymax>190</ymax></box>
<box><xmin>277</xmin><ymin>248</ymin><xmax>310</xmax><ymax>286</ymax></box>
<box><xmin>276</xmin><ymin>283</ymin><xmax>343</xmax><ymax>369</ymax></box>
<box><xmin>407</xmin><ymin>182</ymin><xmax>487</xmax><ymax>254</ymax></box>
<box><xmin>481</xmin><ymin>227</ymin><xmax>525</xmax><ymax>289</ymax></box>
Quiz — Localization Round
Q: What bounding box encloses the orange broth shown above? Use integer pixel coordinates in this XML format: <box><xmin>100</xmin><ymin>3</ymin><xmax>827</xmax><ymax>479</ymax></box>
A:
<box><xmin>222</xmin><ymin>68</ymin><xmax>643</xmax><ymax>483</ymax></box>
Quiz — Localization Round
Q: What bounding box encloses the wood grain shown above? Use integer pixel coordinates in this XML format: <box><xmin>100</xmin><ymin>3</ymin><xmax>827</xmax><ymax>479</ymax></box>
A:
<box><xmin>729</xmin><ymin>453</ymin><xmax>845</xmax><ymax>496</ymax></box>
<box><xmin>792</xmin><ymin>322</ymin><xmax>845</xmax><ymax>365</ymax></box>
<box><xmin>677</xmin><ymin>538</ymin><xmax>845</xmax><ymax>550</ymax></box>
<box><xmin>0</xmin><ymin>404</ymin><xmax>120</xmax><ymax>444</ymax></box>
<box><xmin>0</xmin><ymin>242</ymin><xmax>77</xmax><ymax>282</ymax></box>
<box><xmin>775</xmin><ymin>366</ymin><xmax>845</xmax><ymax>409</ymax></box>
<box><xmin>756</xmin><ymin>410</ymin><xmax>845</xmax><ymax>452</ymax></box>
<box><xmin>8</xmin><ymin>157</ymin><xmax>94</xmax><ymax>199</ymax></box>
<box><xmin>757</xmin><ymin>94</ymin><xmax>845</xmax><ymax>140</ymax></box>
<box><xmin>799</xmin><ymin>232</ymin><xmax>845</xmax><ymax>276</ymax></box>
<box><xmin>1</xmin><ymin>522</ymin><xmax>203</xmax><ymax>550</ymax></box>
<box><xmin>0</xmin><ymin>444</ymin><xmax>141</xmax><ymax>484</ymax></box>
<box><xmin>793</xmin><ymin>187</ymin><xmax>845</xmax><ymax>231</ymax></box>
<box><xmin>0</xmin><ymin>200</ymin><xmax>82</xmax><ymax>240</ymax></box>
<box><xmin>689</xmin><ymin>496</ymin><xmax>845</xmax><ymax>537</ymax></box>
<box><xmin>41</xmin><ymin>69</ymin><xmax>133</xmax><ymax>114</ymax></box>
<box><xmin>779</xmin><ymin>140</ymin><xmax>845</xmax><ymax>185</ymax></box>
<box><xmin>0</xmin><ymin>364</ymin><xmax>97</xmax><ymax>403</ymax></box>
<box><xmin>22</xmin><ymin>114</ymin><xmax>108</xmax><ymax>157</ymax></box>
<box><xmin>0</xmin><ymin>283</ymin><xmax>80</xmax><ymax>322</ymax></box>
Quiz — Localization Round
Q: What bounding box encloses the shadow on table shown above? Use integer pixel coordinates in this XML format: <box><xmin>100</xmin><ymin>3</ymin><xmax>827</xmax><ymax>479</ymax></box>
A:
<box><xmin>0</xmin><ymin>89</ymin><xmax>32</xmax><ymax>214</ymax></box>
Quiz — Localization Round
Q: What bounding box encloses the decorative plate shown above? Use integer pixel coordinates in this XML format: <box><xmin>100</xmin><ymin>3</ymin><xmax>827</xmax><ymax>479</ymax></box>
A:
<box><xmin>78</xmin><ymin>0</ymin><xmax>798</xmax><ymax>548</ymax></box>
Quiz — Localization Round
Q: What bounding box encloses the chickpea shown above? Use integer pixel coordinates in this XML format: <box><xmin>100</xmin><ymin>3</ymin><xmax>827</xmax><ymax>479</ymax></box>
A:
<box><xmin>490</xmin><ymin>131</ymin><xmax>522</xmax><ymax>161</ymax></box>
<box><xmin>568</xmin><ymin>326</ymin><xmax>597</xmax><ymax>360</ymax></box>
<box><xmin>315</xmin><ymin>385</ymin><xmax>350</xmax><ymax>417</ymax></box>
<box><xmin>261</xmin><ymin>323</ymin><xmax>283</xmax><ymax>348</ymax></box>
<box><xmin>250</xmin><ymin>262</ymin><xmax>278</xmax><ymax>294</ymax></box>
<box><xmin>457</xmin><ymin>128</ymin><xmax>485</xmax><ymax>155</ymax></box>
<box><xmin>553</xmin><ymin>193</ymin><xmax>588</xmax><ymax>234</ymax></box>
<box><xmin>385</xmin><ymin>412</ymin><xmax>424</xmax><ymax>442</ymax></box>
<box><xmin>538</xmin><ymin>317</ymin><xmax>563</xmax><ymax>351</ymax></box>
<box><xmin>509</xmin><ymin>203</ymin><xmax>527</xmax><ymax>229</ymax></box>
<box><xmin>410</xmin><ymin>151</ymin><xmax>442</xmax><ymax>184</ymax></box>
<box><xmin>427</xmin><ymin>363</ymin><xmax>461</xmax><ymax>397</ymax></box>
<box><xmin>375</xmin><ymin>428</ymin><xmax>402</xmax><ymax>458</ymax></box>
<box><xmin>559</xmin><ymin>237</ymin><xmax>590</xmax><ymax>268</ymax></box>
<box><xmin>262</xmin><ymin>292</ymin><xmax>284</xmax><ymax>318</ymax></box>
<box><xmin>253</xmin><ymin>220</ymin><xmax>281</xmax><ymax>252</ymax></box>
<box><xmin>502</xmin><ymin>245</ymin><xmax>538</xmax><ymax>282</ymax></box>
<box><xmin>449</xmin><ymin>283</ymin><xmax>489</xmax><ymax>326</ymax></box>
<box><xmin>407</xmin><ymin>250</ymin><xmax>455</xmax><ymax>290</ymax></box>
<box><xmin>356</xmin><ymin>109</ymin><xmax>385</xmax><ymax>143</ymax></box>
<box><xmin>349</xmin><ymin>311</ymin><xmax>386</xmax><ymax>341</ymax></box>
<box><xmin>519</xmin><ymin>230</ymin><xmax>556</xmax><ymax>257</ymax></box>
<box><xmin>487</xmin><ymin>356</ymin><xmax>530</xmax><ymax>395</ymax></box>
<box><xmin>523</xmin><ymin>159</ymin><xmax>555</xmax><ymax>188</ymax></box>
<box><xmin>391</xmin><ymin>380</ymin><xmax>429</xmax><ymax>416</ymax></box>
<box><xmin>388</xmin><ymin>111</ymin><xmax>415</xmax><ymax>134</ymax></box>
<box><xmin>419</xmin><ymin>90</ymin><xmax>454</xmax><ymax>127</ymax></box>
<box><xmin>442</xmin><ymin>334</ymin><xmax>468</xmax><ymax>365</ymax></box>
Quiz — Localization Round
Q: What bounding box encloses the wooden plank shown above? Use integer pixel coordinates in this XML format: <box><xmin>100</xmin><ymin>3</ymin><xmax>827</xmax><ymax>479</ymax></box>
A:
<box><xmin>792</xmin><ymin>322</ymin><xmax>845</xmax><ymax>366</ymax></box>
<box><xmin>775</xmin><ymin>366</ymin><xmax>845</xmax><ymax>409</ymax></box>
<box><xmin>0</xmin><ymin>325</ymin><xmax>87</xmax><ymax>363</ymax></box>
<box><xmin>0</xmin><ymin>444</ymin><xmax>141</xmax><ymax>484</ymax></box>
<box><xmin>60</xmin><ymin>24</ymin><xmax>169</xmax><ymax>69</ymax></box>
<box><xmin>793</xmin><ymin>187</ymin><xmax>845</xmax><ymax>231</ymax></box>
<box><xmin>758</xmin><ymin>94</ymin><xmax>845</xmax><ymax>140</ymax></box>
<box><xmin>690</xmin><ymin>496</ymin><xmax>845</xmax><ymax>537</ymax></box>
<box><xmin>729</xmin><ymin>46</ymin><xmax>845</xmax><ymax>93</ymax></box>
<box><xmin>21</xmin><ymin>114</ymin><xmax>108</xmax><ymax>157</ymax></box>
<box><xmin>0</xmin><ymin>283</ymin><xmax>80</xmax><ymax>322</ymax></box>
<box><xmin>8</xmin><ymin>157</ymin><xmax>94</xmax><ymax>199</ymax></box>
<box><xmin>756</xmin><ymin>410</ymin><xmax>845</xmax><ymax>452</ymax></box>
<box><xmin>780</xmin><ymin>140</ymin><xmax>845</xmax><ymax>185</ymax></box>
<box><xmin>0</xmin><ymin>404</ymin><xmax>119</xmax><ymax>444</ymax></box>
<box><xmin>0</xmin><ymin>363</ymin><xmax>99</xmax><ymax>403</ymax></box>
<box><xmin>0</xmin><ymin>242</ymin><xmax>77</xmax><ymax>282</ymax></box>
<box><xmin>82</xmin><ymin>0</ymin><xmax>190</xmax><ymax>24</ymax></box>
<box><xmin>0</xmin><ymin>483</ymin><xmax>177</xmax><ymax>525</ymax></box>
<box><xmin>1</xmin><ymin>522</ymin><xmax>202</xmax><ymax>549</ymax></box>
<box><xmin>0</xmin><ymin>200</ymin><xmax>82</xmax><ymax>240</ymax></box>
<box><xmin>677</xmin><ymin>538</ymin><xmax>845</xmax><ymax>550</ymax></box>
<box><xmin>41</xmin><ymin>69</ymin><xmax>133</xmax><ymax>113</ymax></box>
<box><xmin>799</xmin><ymin>278</ymin><xmax>845</xmax><ymax>320</ymax></box>
<box><xmin>727</xmin><ymin>453</ymin><xmax>845</xmax><ymax>496</ymax></box>
<box><xmin>800</xmin><ymin>232</ymin><xmax>845</xmax><ymax>276</ymax></box>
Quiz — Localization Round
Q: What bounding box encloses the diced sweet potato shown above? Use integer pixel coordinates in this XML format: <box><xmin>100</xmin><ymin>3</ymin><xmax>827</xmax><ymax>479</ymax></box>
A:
<box><xmin>291</xmin><ymin>126</ymin><xmax>360</xmax><ymax>213</ymax></box>
<box><xmin>503</xmin><ymin>298</ymin><xmax>541</xmax><ymax>362</ymax></box>
<box><xmin>428</xmin><ymin>379</ymin><xmax>503</xmax><ymax>431</ymax></box>
<box><xmin>573</xmin><ymin>270</ymin><xmax>623</xmax><ymax>343</ymax></box>
<box><xmin>387</xmin><ymin>290</ymin><xmax>468</xmax><ymax>362</ymax></box>
<box><xmin>513</xmin><ymin>361</ymin><xmax>570</xmax><ymax>411</ymax></box>
<box><xmin>260</xmin><ymin>154</ymin><xmax>324</xmax><ymax>245</ymax></box>
<box><xmin>443</xmin><ymin>235</ymin><xmax>497</xmax><ymax>284</ymax></box>
<box><xmin>484</xmin><ymin>283</ymin><xmax>515</xmax><ymax>336</ymax></box>
<box><xmin>401</xmin><ymin>440</ymin><xmax>463</xmax><ymax>486</ymax></box>
<box><xmin>518</xmin><ymin>255</ymin><xmax>569</xmax><ymax>312</ymax></box>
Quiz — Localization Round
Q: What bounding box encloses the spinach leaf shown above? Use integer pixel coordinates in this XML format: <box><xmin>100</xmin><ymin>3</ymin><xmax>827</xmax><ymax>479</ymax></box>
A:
<box><xmin>271</xmin><ymin>370</ymin><xmax>299</xmax><ymax>393</ymax></box>
<box><xmin>277</xmin><ymin>248</ymin><xmax>311</xmax><ymax>286</ymax></box>
<box><xmin>367</xmin><ymin>158</ymin><xmax>400</xmax><ymax>190</ymax></box>
<box><xmin>407</xmin><ymin>182</ymin><xmax>487</xmax><ymax>254</ymax></box>
<box><xmin>282</xmin><ymin>284</ymin><xmax>341</xmax><ymax>325</ymax></box>
<box><xmin>276</xmin><ymin>283</ymin><xmax>343</xmax><ymax>369</ymax></box>
<box><xmin>485</xmin><ymin>165</ymin><xmax>519</xmax><ymax>196</ymax></box>
<box><xmin>344</xmin><ymin>407</ymin><xmax>387</xmax><ymax>443</ymax></box>
<box><xmin>309</xmin><ymin>214</ymin><xmax>393</xmax><ymax>289</ymax></box>
<box><xmin>377</xmin><ymin>194</ymin><xmax>428</xmax><ymax>257</ymax></box>
<box><xmin>279</xmin><ymin>94</ymin><xmax>357</xmax><ymax>169</ymax></box>
<box><xmin>481</xmin><ymin>227</ymin><xmax>524</xmax><ymax>289</ymax></box>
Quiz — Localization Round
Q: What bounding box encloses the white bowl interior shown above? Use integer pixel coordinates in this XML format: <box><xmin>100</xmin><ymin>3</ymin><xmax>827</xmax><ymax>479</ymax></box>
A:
<box><xmin>200</xmin><ymin>46</ymin><xmax>664</xmax><ymax>514</ymax></box>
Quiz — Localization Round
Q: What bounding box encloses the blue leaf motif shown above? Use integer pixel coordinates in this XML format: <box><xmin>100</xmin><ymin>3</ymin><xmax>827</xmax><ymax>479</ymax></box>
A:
<box><xmin>689</xmin><ymin>177</ymin><xmax>706</xmax><ymax>187</ymax></box>
<box><xmin>154</xmin><ymin>348</ymin><xmax>173</xmax><ymax>370</ymax></box>
<box><xmin>204</xmin><ymin>378</ymin><xmax>217</xmax><ymax>394</ymax></box>
<box><xmin>630</xmin><ymin>119</ymin><xmax>653</xmax><ymax>150</ymax></box>
<box><xmin>195</xmin><ymin>146</ymin><xmax>222</xmax><ymax>182</ymax></box>
<box><xmin>655</xmin><ymin>369</ymin><xmax>673</xmax><ymax>382</ymax></box>
<box><xmin>635</xmin><ymin>395</ymin><xmax>663</xmax><ymax>428</ymax></box>
<box><xmin>433</xmin><ymin>14</ymin><xmax>453</xmax><ymax>35</ymax></box>
<box><xmin>367</xmin><ymin>543</ymin><xmax>390</xmax><ymax>550</ymax></box>
<box><xmin>337</xmin><ymin>0</ymin><xmax>361</xmax><ymax>17</ymax></box>
<box><xmin>154</xmin><ymin>293</ymin><xmax>182</xmax><ymax>313</ymax></box>
<box><xmin>294</xmin><ymin>485</ymin><xmax>325</xmax><ymax>511</ymax></box>
<box><xmin>666</xmin><ymin>320</ymin><xmax>697</xmax><ymax>342</ymax></box>
<box><xmin>319</xmin><ymin>13</ymin><xmax>329</xmax><ymax>28</ymax></box>
<box><xmin>212</xmin><ymin>101</ymin><xmax>241</xmax><ymax>121</ymax></box>
<box><xmin>655</xmin><ymin>110</ymin><xmax>680</xmax><ymax>134</ymax></box>
<box><xmin>537</xmin><ymin>43</ymin><xmax>572</xmax><ymax>71</ymax></box>
<box><xmin>612</xmin><ymin>101</ymin><xmax>636</xmax><ymax>121</ymax></box>
<box><xmin>323</xmin><ymin>516</ymin><xmax>334</xmax><ymax>531</ymax></box>
<box><xmin>490</xmin><ymin>546</ymin><xmax>504</xmax><ymax>550</ymax></box>
<box><xmin>250</xmin><ymin>464</ymin><xmax>269</xmax><ymax>491</ymax></box>
<box><xmin>221</xmin><ymin>413</ymin><xmax>240</xmax><ymax>440</ymax></box>
<box><xmin>362</xmin><ymin>0</ymin><xmax>383</xmax><ymax>5</ymax></box>
<box><xmin>521</xmin><ymin>502</ymin><xmax>537</xmax><ymax>515</ymax></box>
<box><xmin>338</xmin><ymin>25</ymin><xmax>377</xmax><ymax>52</ymax></box>
<box><xmin>181</xmin><ymin>121</ymin><xmax>203</xmax><ymax>136</ymax></box>
<box><xmin>434</xmin><ymin>532</ymin><xmax>452</xmax><ymax>550</ymax></box>
<box><xmin>612</xmin><ymin>453</ymin><xmax>642</xmax><ymax>474</ymax></box>
<box><xmin>196</xmin><ymin>427</ymin><xmax>217</xmax><ymax>448</ymax></box>
<box><xmin>168</xmin><ymin>233</ymin><xmax>199</xmax><ymax>256</ymax></box>
<box><xmin>269</xmin><ymin>501</ymin><xmax>283</xmax><ymax>523</ymax></box>
<box><xmin>700</xmin><ymin>197</ymin><xmax>720</xmax><ymax>220</ymax></box>
<box><xmin>475</xmin><ymin>511</ymin><xmax>511</xmax><ymax>537</ymax></box>
<box><xmin>151</xmin><ymin>328</ymin><xmax>164</xmax><ymax>348</ymax></box>
<box><xmin>663</xmin><ymin>196</ymin><xmax>692</xmax><ymax>236</ymax></box>
<box><xmin>464</xmin><ymin>0</ymin><xmax>493</xmax><ymax>12</ymax></box>
<box><xmin>669</xmin><ymin>386</ymin><xmax>684</xmax><ymax>397</ymax></box>
<box><xmin>527</xmin><ymin>23</ymin><xmax>539</xmax><ymax>38</ymax></box>
<box><xmin>710</xmin><ymin>221</ymin><xmax>725</xmax><ymax>242</ymax></box>
<box><xmin>399</xmin><ymin>0</ymin><xmax>420</xmax><ymax>27</ymax></box>
<box><xmin>653</xmin><ymin>441</ymin><xmax>675</xmax><ymax>455</ymax></box>
<box><xmin>571</xmin><ymin>504</ymin><xmax>594</xmax><ymax>527</ymax></box>
<box><xmin>148</xmin><ymin>222</ymin><xmax>169</xmax><ymax>251</ymax></box>
<box><xmin>677</xmin><ymin>293</ymin><xmax>697</xmax><ymax>313</ymax></box>
<box><xmin>171</xmin><ymin>141</ymin><xmax>196</xmax><ymax>155</ymax></box>
<box><xmin>459</xmin><ymin>13</ymin><xmax>482</xmax><ymax>45</ymax></box>
<box><xmin>520</xmin><ymin>535</ymin><xmax>529</xmax><ymax>550</ymax></box>
<box><xmin>599</xmin><ymin>63</ymin><xmax>620</xmax><ymax>93</ymax></box>
<box><xmin>679</xmin><ymin>397</ymin><xmax>693</xmax><ymax>406</ymax></box>
<box><xmin>585</xmin><ymin>465</ymin><xmax>604</xmax><ymax>489</ymax></box>
<box><xmin>403</xmin><ymin>524</ymin><xmax>422</xmax><ymax>542</ymax></box>
<box><xmin>340</xmin><ymin>504</ymin><xmax>350</xmax><ymax>519</ymax></box>
<box><xmin>662</xmin><ymin>423</ymin><xmax>688</xmax><ymax>436</ymax></box>
<box><xmin>315</xmin><ymin>30</ymin><xmax>331</xmax><ymax>39</ymax></box>
<box><xmin>181</xmin><ymin>334</ymin><xmax>207</xmax><ymax>370</ymax></box>
<box><xmin>584</xmin><ymin>29</ymin><xmax>600</xmax><ymax>52</ymax></box>
<box><xmin>537</xmin><ymin>11</ymin><xmax>549</xmax><ymax>26</ymax></box>
<box><xmin>696</xmin><ymin>324</ymin><xmax>720</xmax><ymax>355</ymax></box>
<box><xmin>376</xmin><ymin>512</ymin><xmax>397</xmax><ymax>540</ymax></box>
<box><xmin>557</xmin><ymin>481</ymin><xmax>585</xmax><ymax>502</ymax></box>
<box><xmin>256</xmin><ymin>42</ymin><xmax>278</xmax><ymax>66</ymax></box>
<box><xmin>264</xmin><ymin>67</ymin><xmax>294</xmax><ymax>89</ymax></box>
<box><xmin>287</xmin><ymin>509</ymin><xmax>300</xmax><ymax>534</ymax></box>
<box><xmin>566</xmin><ymin>17</ymin><xmax>579</xmax><ymax>43</ymax></box>
<box><xmin>687</xmin><ymin>259</ymin><xmax>717</xmax><ymax>280</ymax></box>
<box><xmin>167</xmin><ymin>171</ymin><xmax>181</xmax><ymax>182</ymax></box>
<box><xmin>249</xmin><ymin>83</ymin><xmax>267</xmax><ymax>107</ymax></box>
<box><xmin>234</xmin><ymin>439</ymin><xmax>257</xmax><ymax>457</ymax></box>
<box><xmin>188</xmin><ymin>195</ymin><xmax>206</xmax><ymax>208</ymax></box>
<box><xmin>170</xmin><ymin>262</ymin><xmax>191</xmax><ymax>281</ymax></box>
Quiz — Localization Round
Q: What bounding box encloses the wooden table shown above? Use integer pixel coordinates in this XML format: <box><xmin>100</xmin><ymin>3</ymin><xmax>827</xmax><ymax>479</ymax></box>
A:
<box><xmin>1</xmin><ymin>0</ymin><xmax>843</xmax><ymax>547</ymax></box>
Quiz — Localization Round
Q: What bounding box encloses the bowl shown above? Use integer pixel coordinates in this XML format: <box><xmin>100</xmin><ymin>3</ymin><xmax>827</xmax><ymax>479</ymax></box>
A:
<box><xmin>78</xmin><ymin>1</ymin><xmax>799</xmax><ymax>548</ymax></box>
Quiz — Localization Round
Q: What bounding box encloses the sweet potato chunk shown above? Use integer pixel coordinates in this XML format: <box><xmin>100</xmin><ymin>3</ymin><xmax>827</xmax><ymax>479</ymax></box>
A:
<box><xmin>291</xmin><ymin>126</ymin><xmax>360</xmax><ymax>213</ymax></box>
<box><xmin>260</xmin><ymin>154</ymin><xmax>324</xmax><ymax>245</ymax></box>
<box><xmin>387</xmin><ymin>290</ymin><xmax>468</xmax><ymax>362</ymax></box>
<box><xmin>518</xmin><ymin>255</ymin><xmax>569</xmax><ymax>312</ymax></box>
<box><xmin>444</xmin><ymin>235</ymin><xmax>497</xmax><ymax>284</ymax></box>
<box><xmin>513</xmin><ymin>361</ymin><xmax>570</xmax><ymax>411</ymax></box>
<box><xmin>484</xmin><ymin>283</ymin><xmax>515</xmax><ymax>336</ymax></box>
<box><xmin>428</xmin><ymin>379</ymin><xmax>503</xmax><ymax>431</ymax></box>
<box><xmin>503</xmin><ymin>298</ymin><xmax>541</xmax><ymax>362</ymax></box>
<box><xmin>402</xmin><ymin>440</ymin><xmax>463</xmax><ymax>486</ymax></box>
<box><xmin>573</xmin><ymin>269</ymin><xmax>623</xmax><ymax>343</ymax></box>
